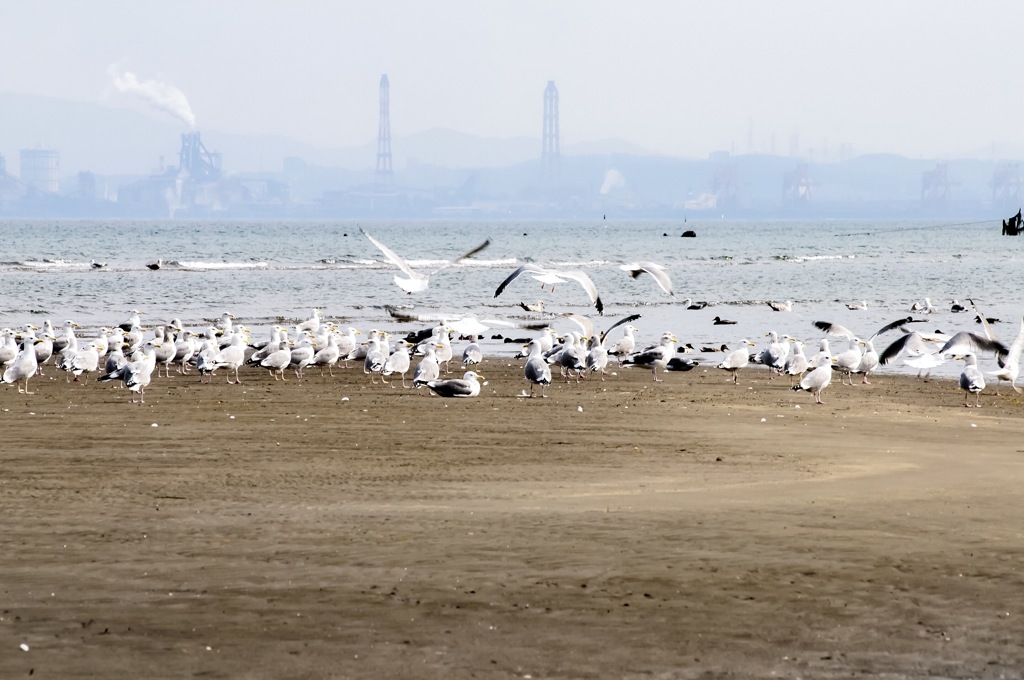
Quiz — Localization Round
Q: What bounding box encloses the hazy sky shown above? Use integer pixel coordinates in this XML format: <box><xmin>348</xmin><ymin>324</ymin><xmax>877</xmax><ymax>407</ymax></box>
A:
<box><xmin>3</xmin><ymin>1</ymin><xmax>1023</xmax><ymax>159</ymax></box>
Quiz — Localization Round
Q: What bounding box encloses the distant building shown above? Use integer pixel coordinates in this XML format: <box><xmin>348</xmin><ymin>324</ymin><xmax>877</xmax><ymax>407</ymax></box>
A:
<box><xmin>20</xmin><ymin>148</ymin><xmax>60</xmax><ymax>193</ymax></box>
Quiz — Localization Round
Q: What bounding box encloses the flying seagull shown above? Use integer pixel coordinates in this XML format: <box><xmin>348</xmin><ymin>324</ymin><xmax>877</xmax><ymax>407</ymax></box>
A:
<box><xmin>361</xmin><ymin>228</ymin><xmax>491</xmax><ymax>294</ymax></box>
<box><xmin>495</xmin><ymin>263</ymin><xmax>603</xmax><ymax>315</ymax></box>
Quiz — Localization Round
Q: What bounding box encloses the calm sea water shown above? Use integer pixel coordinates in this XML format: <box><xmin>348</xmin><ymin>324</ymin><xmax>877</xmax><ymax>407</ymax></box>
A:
<box><xmin>1</xmin><ymin>218</ymin><xmax>1018</xmax><ymax>379</ymax></box>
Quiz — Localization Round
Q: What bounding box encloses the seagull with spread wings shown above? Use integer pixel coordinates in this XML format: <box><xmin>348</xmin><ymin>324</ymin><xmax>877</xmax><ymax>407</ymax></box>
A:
<box><xmin>495</xmin><ymin>263</ymin><xmax>603</xmax><ymax>314</ymax></box>
<box><xmin>361</xmin><ymin>228</ymin><xmax>491</xmax><ymax>294</ymax></box>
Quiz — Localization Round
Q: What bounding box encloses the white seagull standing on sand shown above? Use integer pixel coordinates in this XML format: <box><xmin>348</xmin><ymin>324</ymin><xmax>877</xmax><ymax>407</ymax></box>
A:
<box><xmin>716</xmin><ymin>339</ymin><xmax>756</xmax><ymax>384</ymax></box>
<box><xmin>958</xmin><ymin>353</ymin><xmax>985</xmax><ymax>408</ymax></box>
<box><xmin>793</xmin><ymin>352</ymin><xmax>834</xmax><ymax>404</ymax></box>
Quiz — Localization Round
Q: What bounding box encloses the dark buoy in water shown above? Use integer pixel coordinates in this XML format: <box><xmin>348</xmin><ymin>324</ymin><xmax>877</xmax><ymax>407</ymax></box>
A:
<box><xmin>681</xmin><ymin>230</ymin><xmax>697</xmax><ymax>238</ymax></box>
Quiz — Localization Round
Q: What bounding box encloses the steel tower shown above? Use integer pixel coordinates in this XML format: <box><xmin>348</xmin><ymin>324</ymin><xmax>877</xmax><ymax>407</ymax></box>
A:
<box><xmin>541</xmin><ymin>81</ymin><xmax>560</xmax><ymax>179</ymax></box>
<box><xmin>376</xmin><ymin>74</ymin><xmax>393</xmax><ymax>185</ymax></box>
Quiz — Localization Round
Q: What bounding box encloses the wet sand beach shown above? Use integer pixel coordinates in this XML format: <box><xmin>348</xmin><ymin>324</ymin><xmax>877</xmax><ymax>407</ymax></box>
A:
<box><xmin>2</xmin><ymin>361</ymin><xmax>1024</xmax><ymax>678</ymax></box>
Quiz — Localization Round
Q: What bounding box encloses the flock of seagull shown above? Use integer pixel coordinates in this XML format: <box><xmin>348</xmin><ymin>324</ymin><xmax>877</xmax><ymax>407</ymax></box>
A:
<box><xmin>2</xmin><ymin>231</ymin><xmax>1020</xmax><ymax>409</ymax></box>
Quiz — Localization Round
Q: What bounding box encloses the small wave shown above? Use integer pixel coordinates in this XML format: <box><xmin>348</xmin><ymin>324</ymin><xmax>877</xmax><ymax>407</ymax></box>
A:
<box><xmin>775</xmin><ymin>254</ymin><xmax>856</xmax><ymax>263</ymax></box>
<box><xmin>453</xmin><ymin>258</ymin><xmax>517</xmax><ymax>268</ymax></box>
<box><xmin>15</xmin><ymin>259</ymin><xmax>89</xmax><ymax>270</ymax></box>
<box><xmin>548</xmin><ymin>259</ymin><xmax>610</xmax><ymax>267</ymax></box>
<box><xmin>176</xmin><ymin>261</ymin><xmax>269</xmax><ymax>271</ymax></box>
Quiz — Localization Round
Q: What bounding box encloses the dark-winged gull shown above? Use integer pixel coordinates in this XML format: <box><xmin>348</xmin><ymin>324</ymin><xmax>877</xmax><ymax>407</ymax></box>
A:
<box><xmin>414</xmin><ymin>370</ymin><xmax>484</xmax><ymax>398</ymax></box>
<box><xmin>495</xmin><ymin>263</ymin><xmax>603</xmax><ymax>315</ymax></box>
<box><xmin>622</xmin><ymin>331</ymin><xmax>677</xmax><ymax>382</ymax></box>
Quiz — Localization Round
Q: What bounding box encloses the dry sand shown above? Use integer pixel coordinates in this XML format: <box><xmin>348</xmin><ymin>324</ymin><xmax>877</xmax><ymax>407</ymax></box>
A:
<box><xmin>3</xmin><ymin>359</ymin><xmax>1024</xmax><ymax>679</ymax></box>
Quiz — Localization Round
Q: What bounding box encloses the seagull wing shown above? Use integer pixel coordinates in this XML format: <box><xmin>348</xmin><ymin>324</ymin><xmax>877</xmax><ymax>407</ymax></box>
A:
<box><xmin>429</xmin><ymin>237</ymin><xmax>493</xmax><ymax>276</ymax></box>
<box><xmin>561</xmin><ymin>313</ymin><xmax>596</xmax><ymax>340</ymax></box>
<box><xmin>599</xmin><ymin>313</ymin><xmax>642</xmax><ymax>342</ymax></box>
<box><xmin>557</xmin><ymin>270</ymin><xmax>604</xmax><ymax>315</ymax></box>
<box><xmin>869</xmin><ymin>316</ymin><xmax>924</xmax><ymax>341</ymax></box>
<box><xmin>494</xmin><ymin>263</ymin><xmax>546</xmax><ymax>299</ymax></box>
<box><xmin>879</xmin><ymin>332</ymin><xmax>923</xmax><ymax>365</ymax></box>
<box><xmin>966</xmin><ymin>298</ymin><xmax>996</xmax><ymax>341</ymax></box>
<box><xmin>812</xmin><ymin>321</ymin><xmax>855</xmax><ymax>340</ymax></box>
<box><xmin>620</xmin><ymin>262</ymin><xmax>673</xmax><ymax>296</ymax></box>
<box><xmin>938</xmin><ymin>331</ymin><xmax>1007</xmax><ymax>358</ymax></box>
<box><xmin>361</xmin><ymin>228</ymin><xmax>420</xmax><ymax>280</ymax></box>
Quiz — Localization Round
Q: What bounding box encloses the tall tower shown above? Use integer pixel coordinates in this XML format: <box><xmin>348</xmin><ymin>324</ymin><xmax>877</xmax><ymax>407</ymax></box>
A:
<box><xmin>541</xmin><ymin>81</ymin><xmax>560</xmax><ymax>179</ymax></box>
<box><xmin>376</xmin><ymin>74</ymin><xmax>393</xmax><ymax>186</ymax></box>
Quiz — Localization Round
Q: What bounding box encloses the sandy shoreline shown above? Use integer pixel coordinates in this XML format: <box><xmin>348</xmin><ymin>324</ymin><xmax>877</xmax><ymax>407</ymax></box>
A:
<box><xmin>3</xmin><ymin>360</ymin><xmax>1024</xmax><ymax>678</ymax></box>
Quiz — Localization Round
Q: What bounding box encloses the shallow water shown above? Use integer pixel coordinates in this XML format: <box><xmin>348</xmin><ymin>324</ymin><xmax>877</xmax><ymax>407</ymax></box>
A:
<box><xmin>1</xmin><ymin>217</ymin><xmax>1018</xmax><ymax>380</ymax></box>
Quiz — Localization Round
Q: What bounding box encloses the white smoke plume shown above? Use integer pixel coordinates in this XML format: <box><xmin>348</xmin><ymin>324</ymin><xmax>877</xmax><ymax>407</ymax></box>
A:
<box><xmin>600</xmin><ymin>168</ymin><xmax>626</xmax><ymax>195</ymax></box>
<box><xmin>109</xmin><ymin>65</ymin><xmax>196</xmax><ymax>129</ymax></box>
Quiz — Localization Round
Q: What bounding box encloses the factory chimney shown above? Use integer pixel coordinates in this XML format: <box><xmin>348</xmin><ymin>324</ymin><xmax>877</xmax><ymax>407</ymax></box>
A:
<box><xmin>376</xmin><ymin>74</ymin><xmax>393</xmax><ymax>186</ymax></box>
<box><xmin>541</xmin><ymin>81</ymin><xmax>560</xmax><ymax>181</ymax></box>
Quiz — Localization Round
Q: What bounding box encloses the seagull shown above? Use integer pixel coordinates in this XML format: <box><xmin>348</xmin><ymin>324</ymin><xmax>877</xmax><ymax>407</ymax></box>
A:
<box><xmin>2</xmin><ymin>337</ymin><xmax>42</xmax><ymax>394</ymax></box>
<box><xmin>666</xmin><ymin>357</ymin><xmax>700</xmax><ymax>372</ymax></box>
<box><xmin>758</xmin><ymin>331</ymin><xmax>788</xmax><ymax>377</ymax></box>
<box><xmin>783</xmin><ymin>339</ymin><xmax>809</xmax><ymax>383</ymax></box>
<box><xmin>522</xmin><ymin>338</ymin><xmax>552</xmax><ymax>397</ymax></box>
<box><xmin>213</xmin><ymin>334</ymin><xmax>248</xmax><ymax>384</ymax></box>
<box><xmin>716</xmin><ymin>339</ymin><xmax>756</xmax><ymax>383</ymax></box>
<box><xmin>361</xmin><ymin>228</ymin><xmax>491</xmax><ymax>294</ymax></box>
<box><xmin>118</xmin><ymin>311</ymin><xmax>141</xmax><ymax>333</ymax></box>
<box><xmin>812</xmin><ymin>316</ymin><xmax>924</xmax><ymax>344</ymax></box>
<box><xmin>845</xmin><ymin>300</ymin><xmax>868</xmax><ymax>310</ymax></box>
<box><xmin>878</xmin><ymin>329</ymin><xmax>949</xmax><ymax>380</ymax></box>
<box><xmin>412</xmin><ymin>342</ymin><xmax>441</xmax><ymax>392</ymax></box>
<box><xmin>90</xmin><ymin>261</ymin><xmax>107</xmax><ymax>269</ymax></box>
<box><xmin>495</xmin><ymin>263</ymin><xmax>603</xmax><ymax>315</ymax></box>
<box><xmin>767</xmin><ymin>300</ymin><xmax>793</xmax><ymax>312</ymax></box>
<box><xmin>910</xmin><ymin>297</ymin><xmax>935</xmax><ymax>313</ymax></box>
<box><xmin>518</xmin><ymin>300</ymin><xmax>545</xmax><ymax>313</ymax></box>
<box><xmin>296</xmin><ymin>309</ymin><xmax>322</xmax><ymax>334</ymax></box>
<box><xmin>607</xmin><ymin>324</ymin><xmax>639</xmax><ymax>364</ymax></box>
<box><xmin>793</xmin><ymin>352</ymin><xmax>833</xmax><ymax>404</ymax></box>
<box><xmin>382</xmin><ymin>341</ymin><xmax>413</xmax><ymax>388</ymax></box>
<box><xmin>619</xmin><ymin>262</ymin><xmax>674</xmax><ymax>296</ymax></box>
<box><xmin>461</xmin><ymin>335</ymin><xmax>483</xmax><ymax>368</ymax></box>
<box><xmin>958</xmin><ymin>354</ymin><xmax>985</xmax><ymax>408</ymax></box>
<box><xmin>414</xmin><ymin>370</ymin><xmax>485</xmax><ymax>398</ymax></box>
<box><xmin>988</xmin><ymin>317</ymin><xmax>1024</xmax><ymax>394</ymax></box>
<box><xmin>682</xmin><ymin>298</ymin><xmax>708</xmax><ymax>310</ymax></box>
<box><xmin>622</xmin><ymin>331</ymin><xmax>677</xmax><ymax>382</ymax></box>
<box><xmin>950</xmin><ymin>300</ymin><xmax>967</xmax><ymax>313</ymax></box>
<box><xmin>146</xmin><ymin>259</ymin><xmax>163</xmax><ymax>271</ymax></box>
